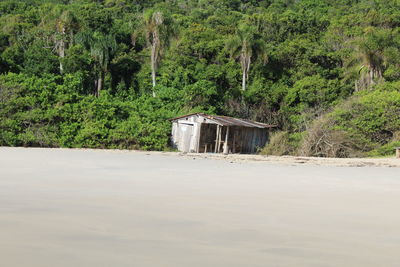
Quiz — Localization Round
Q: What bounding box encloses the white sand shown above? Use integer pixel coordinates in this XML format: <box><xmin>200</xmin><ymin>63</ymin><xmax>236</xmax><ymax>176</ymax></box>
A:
<box><xmin>1</xmin><ymin>147</ymin><xmax>400</xmax><ymax>267</ymax></box>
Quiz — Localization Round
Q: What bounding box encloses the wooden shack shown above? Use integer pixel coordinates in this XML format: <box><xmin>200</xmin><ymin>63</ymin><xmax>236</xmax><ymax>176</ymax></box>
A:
<box><xmin>170</xmin><ymin>113</ymin><xmax>275</xmax><ymax>154</ymax></box>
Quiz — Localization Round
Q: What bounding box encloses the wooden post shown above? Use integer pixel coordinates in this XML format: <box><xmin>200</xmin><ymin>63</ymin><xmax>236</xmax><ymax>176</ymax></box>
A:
<box><xmin>223</xmin><ymin>126</ymin><xmax>230</xmax><ymax>155</ymax></box>
<box><xmin>217</xmin><ymin>126</ymin><xmax>222</xmax><ymax>153</ymax></box>
<box><xmin>214</xmin><ymin>125</ymin><xmax>220</xmax><ymax>153</ymax></box>
<box><xmin>396</xmin><ymin>147</ymin><xmax>400</xmax><ymax>159</ymax></box>
<box><xmin>196</xmin><ymin>123</ymin><xmax>202</xmax><ymax>153</ymax></box>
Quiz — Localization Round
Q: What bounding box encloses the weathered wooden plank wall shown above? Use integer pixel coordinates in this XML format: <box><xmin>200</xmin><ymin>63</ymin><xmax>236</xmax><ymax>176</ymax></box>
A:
<box><xmin>171</xmin><ymin>114</ymin><xmax>270</xmax><ymax>154</ymax></box>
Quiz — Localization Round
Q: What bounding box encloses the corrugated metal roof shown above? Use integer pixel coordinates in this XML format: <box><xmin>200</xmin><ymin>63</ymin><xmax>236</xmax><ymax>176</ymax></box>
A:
<box><xmin>170</xmin><ymin>113</ymin><xmax>276</xmax><ymax>129</ymax></box>
<box><xmin>168</xmin><ymin>112</ymin><xmax>201</xmax><ymax>121</ymax></box>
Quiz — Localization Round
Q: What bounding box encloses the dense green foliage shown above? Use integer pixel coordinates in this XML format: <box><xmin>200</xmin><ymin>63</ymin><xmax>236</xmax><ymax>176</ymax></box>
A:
<box><xmin>0</xmin><ymin>0</ymin><xmax>399</xmax><ymax>156</ymax></box>
<box><xmin>297</xmin><ymin>86</ymin><xmax>400</xmax><ymax>157</ymax></box>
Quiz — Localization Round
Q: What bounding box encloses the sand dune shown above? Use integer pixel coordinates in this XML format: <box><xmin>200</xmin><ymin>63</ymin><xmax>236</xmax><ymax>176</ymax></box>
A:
<box><xmin>1</xmin><ymin>147</ymin><xmax>399</xmax><ymax>267</ymax></box>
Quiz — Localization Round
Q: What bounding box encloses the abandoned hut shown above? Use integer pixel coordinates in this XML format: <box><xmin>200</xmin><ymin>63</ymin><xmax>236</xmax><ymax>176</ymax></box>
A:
<box><xmin>170</xmin><ymin>113</ymin><xmax>275</xmax><ymax>154</ymax></box>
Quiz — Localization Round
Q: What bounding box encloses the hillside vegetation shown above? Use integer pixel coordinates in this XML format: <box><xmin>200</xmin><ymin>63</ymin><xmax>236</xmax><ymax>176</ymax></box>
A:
<box><xmin>1</xmin><ymin>0</ymin><xmax>400</xmax><ymax>157</ymax></box>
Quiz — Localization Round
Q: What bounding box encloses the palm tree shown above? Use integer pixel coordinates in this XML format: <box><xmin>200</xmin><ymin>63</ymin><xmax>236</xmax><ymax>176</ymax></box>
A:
<box><xmin>344</xmin><ymin>27</ymin><xmax>388</xmax><ymax>91</ymax></box>
<box><xmin>143</xmin><ymin>9</ymin><xmax>173</xmax><ymax>96</ymax></box>
<box><xmin>226</xmin><ymin>22</ymin><xmax>267</xmax><ymax>91</ymax></box>
<box><xmin>40</xmin><ymin>7</ymin><xmax>78</xmax><ymax>73</ymax></box>
<box><xmin>76</xmin><ymin>31</ymin><xmax>117</xmax><ymax>96</ymax></box>
<box><xmin>56</xmin><ymin>10</ymin><xmax>78</xmax><ymax>73</ymax></box>
<box><xmin>355</xmin><ymin>49</ymin><xmax>383</xmax><ymax>91</ymax></box>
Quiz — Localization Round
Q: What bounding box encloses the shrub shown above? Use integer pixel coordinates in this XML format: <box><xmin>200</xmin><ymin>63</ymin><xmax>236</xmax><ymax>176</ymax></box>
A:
<box><xmin>300</xmin><ymin>87</ymin><xmax>400</xmax><ymax>157</ymax></box>
<box><xmin>299</xmin><ymin>116</ymin><xmax>367</xmax><ymax>158</ymax></box>
<box><xmin>368</xmin><ymin>141</ymin><xmax>400</xmax><ymax>157</ymax></box>
<box><xmin>261</xmin><ymin>131</ymin><xmax>303</xmax><ymax>156</ymax></box>
<box><xmin>0</xmin><ymin>73</ymin><xmax>179</xmax><ymax>150</ymax></box>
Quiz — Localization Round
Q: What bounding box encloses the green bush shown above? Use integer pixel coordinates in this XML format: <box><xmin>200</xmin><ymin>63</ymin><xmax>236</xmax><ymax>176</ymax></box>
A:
<box><xmin>0</xmin><ymin>73</ymin><xmax>179</xmax><ymax>150</ymax></box>
<box><xmin>260</xmin><ymin>131</ymin><xmax>303</xmax><ymax>156</ymax></box>
<box><xmin>368</xmin><ymin>141</ymin><xmax>400</xmax><ymax>157</ymax></box>
<box><xmin>300</xmin><ymin>86</ymin><xmax>400</xmax><ymax>157</ymax></box>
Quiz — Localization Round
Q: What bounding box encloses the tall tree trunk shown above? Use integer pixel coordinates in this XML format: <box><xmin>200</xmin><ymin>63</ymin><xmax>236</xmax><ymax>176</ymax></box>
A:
<box><xmin>242</xmin><ymin>69</ymin><xmax>246</xmax><ymax>91</ymax></box>
<box><xmin>59</xmin><ymin>27</ymin><xmax>66</xmax><ymax>73</ymax></box>
<box><xmin>97</xmin><ymin>72</ymin><xmax>103</xmax><ymax>97</ymax></box>
<box><xmin>151</xmin><ymin>42</ymin><xmax>157</xmax><ymax>97</ymax></box>
<box><xmin>59</xmin><ymin>39</ymin><xmax>65</xmax><ymax>73</ymax></box>
<box><xmin>94</xmin><ymin>79</ymin><xmax>98</xmax><ymax>96</ymax></box>
<box><xmin>150</xmin><ymin>30</ymin><xmax>161</xmax><ymax>97</ymax></box>
<box><xmin>240</xmin><ymin>51</ymin><xmax>251</xmax><ymax>91</ymax></box>
<box><xmin>151</xmin><ymin>53</ymin><xmax>156</xmax><ymax>87</ymax></box>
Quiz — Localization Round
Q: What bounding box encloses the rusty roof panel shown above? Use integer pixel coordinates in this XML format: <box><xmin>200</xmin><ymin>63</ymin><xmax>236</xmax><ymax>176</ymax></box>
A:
<box><xmin>170</xmin><ymin>113</ymin><xmax>275</xmax><ymax>128</ymax></box>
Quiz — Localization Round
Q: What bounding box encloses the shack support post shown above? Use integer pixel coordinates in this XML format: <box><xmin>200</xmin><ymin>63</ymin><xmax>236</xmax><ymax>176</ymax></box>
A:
<box><xmin>219</xmin><ymin>126</ymin><xmax>222</xmax><ymax>153</ymax></box>
<box><xmin>223</xmin><ymin>126</ymin><xmax>230</xmax><ymax>155</ymax></box>
<box><xmin>215</xmin><ymin>125</ymin><xmax>220</xmax><ymax>153</ymax></box>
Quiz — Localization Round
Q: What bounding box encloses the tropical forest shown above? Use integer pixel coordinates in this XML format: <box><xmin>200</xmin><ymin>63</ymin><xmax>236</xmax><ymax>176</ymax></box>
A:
<box><xmin>1</xmin><ymin>0</ymin><xmax>400</xmax><ymax>157</ymax></box>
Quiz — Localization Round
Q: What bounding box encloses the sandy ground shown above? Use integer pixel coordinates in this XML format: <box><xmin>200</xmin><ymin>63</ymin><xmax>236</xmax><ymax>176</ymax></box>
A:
<box><xmin>181</xmin><ymin>151</ymin><xmax>400</xmax><ymax>168</ymax></box>
<box><xmin>1</xmin><ymin>147</ymin><xmax>400</xmax><ymax>267</ymax></box>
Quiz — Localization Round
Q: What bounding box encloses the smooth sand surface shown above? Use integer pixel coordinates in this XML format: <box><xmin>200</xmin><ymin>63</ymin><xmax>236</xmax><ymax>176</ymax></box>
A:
<box><xmin>1</xmin><ymin>147</ymin><xmax>400</xmax><ymax>267</ymax></box>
